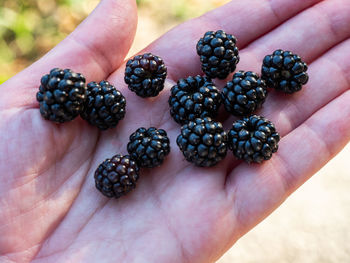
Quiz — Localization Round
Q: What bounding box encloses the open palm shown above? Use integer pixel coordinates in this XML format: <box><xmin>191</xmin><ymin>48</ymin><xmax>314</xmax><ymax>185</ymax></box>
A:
<box><xmin>1</xmin><ymin>0</ymin><xmax>350</xmax><ymax>262</ymax></box>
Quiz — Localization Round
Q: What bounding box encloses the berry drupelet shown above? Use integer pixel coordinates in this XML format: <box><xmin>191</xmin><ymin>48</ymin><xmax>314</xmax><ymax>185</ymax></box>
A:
<box><xmin>228</xmin><ymin>115</ymin><xmax>280</xmax><ymax>163</ymax></box>
<box><xmin>222</xmin><ymin>71</ymin><xmax>267</xmax><ymax>117</ymax></box>
<box><xmin>124</xmin><ymin>53</ymin><xmax>167</xmax><ymax>97</ymax></box>
<box><xmin>176</xmin><ymin>117</ymin><xmax>228</xmax><ymax>167</ymax></box>
<box><xmin>36</xmin><ymin>68</ymin><xmax>86</xmax><ymax>123</ymax></box>
<box><xmin>196</xmin><ymin>30</ymin><xmax>240</xmax><ymax>79</ymax></box>
<box><xmin>168</xmin><ymin>75</ymin><xmax>222</xmax><ymax>125</ymax></box>
<box><xmin>261</xmin><ymin>49</ymin><xmax>309</xmax><ymax>93</ymax></box>
<box><xmin>94</xmin><ymin>154</ymin><xmax>140</xmax><ymax>198</ymax></box>
<box><xmin>127</xmin><ymin>127</ymin><xmax>170</xmax><ymax>168</ymax></box>
<box><xmin>81</xmin><ymin>81</ymin><xmax>126</xmax><ymax>130</ymax></box>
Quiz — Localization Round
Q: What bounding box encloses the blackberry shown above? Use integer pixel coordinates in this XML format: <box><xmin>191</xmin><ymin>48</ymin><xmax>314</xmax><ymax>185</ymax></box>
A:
<box><xmin>261</xmin><ymin>49</ymin><xmax>309</xmax><ymax>93</ymax></box>
<box><xmin>222</xmin><ymin>71</ymin><xmax>267</xmax><ymax>116</ymax></box>
<box><xmin>36</xmin><ymin>68</ymin><xmax>86</xmax><ymax>123</ymax></box>
<box><xmin>124</xmin><ymin>53</ymin><xmax>167</xmax><ymax>97</ymax></box>
<box><xmin>81</xmin><ymin>81</ymin><xmax>126</xmax><ymax>130</ymax></box>
<box><xmin>127</xmin><ymin>127</ymin><xmax>170</xmax><ymax>168</ymax></box>
<box><xmin>228</xmin><ymin>115</ymin><xmax>280</xmax><ymax>163</ymax></box>
<box><xmin>94</xmin><ymin>154</ymin><xmax>140</xmax><ymax>198</ymax></box>
<box><xmin>176</xmin><ymin>117</ymin><xmax>228</xmax><ymax>167</ymax></box>
<box><xmin>196</xmin><ymin>30</ymin><xmax>240</xmax><ymax>79</ymax></box>
<box><xmin>168</xmin><ymin>75</ymin><xmax>222</xmax><ymax>125</ymax></box>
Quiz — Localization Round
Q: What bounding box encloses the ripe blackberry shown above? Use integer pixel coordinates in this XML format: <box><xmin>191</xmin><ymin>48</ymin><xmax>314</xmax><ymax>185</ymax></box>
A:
<box><xmin>127</xmin><ymin>127</ymin><xmax>170</xmax><ymax>168</ymax></box>
<box><xmin>228</xmin><ymin>115</ymin><xmax>280</xmax><ymax>163</ymax></box>
<box><xmin>36</xmin><ymin>68</ymin><xmax>86</xmax><ymax>123</ymax></box>
<box><xmin>222</xmin><ymin>71</ymin><xmax>267</xmax><ymax>117</ymax></box>
<box><xmin>176</xmin><ymin>117</ymin><xmax>228</xmax><ymax>167</ymax></box>
<box><xmin>124</xmin><ymin>53</ymin><xmax>167</xmax><ymax>97</ymax></box>
<box><xmin>94</xmin><ymin>154</ymin><xmax>140</xmax><ymax>198</ymax></box>
<box><xmin>168</xmin><ymin>75</ymin><xmax>222</xmax><ymax>125</ymax></box>
<box><xmin>196</xmin><ymin>30</ymin><xmax>240</xmax><ymax>79</ymax></box>
<box><xmin>81</xmin><ymin>81</ymin><xmax>126</xmax><ymax>130</ymax></box>
<box><xmin>261</xmin><ymin>49</ymin><xmax>309</xmax><ymax>93</ymax></box>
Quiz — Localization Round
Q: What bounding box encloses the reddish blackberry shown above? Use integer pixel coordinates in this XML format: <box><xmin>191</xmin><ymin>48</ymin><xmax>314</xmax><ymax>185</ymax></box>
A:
<box><xmin>127</xmin><ymin>127</ymin><xmax>170</xmax><ymax>168</ymax></box>
<box><xmin>222</xmin><ymin>71</ymin><xmax>267</xmax><ymax>116</ymax></box>
<box><xmin>36</xmin><ymin>68</ymin><xmax>86</xmax><ymax>123</ymax></box>
<box><xmin>228</xmin><ymin>115</ymin><xmax>280</xmax><ymax>163</ymax></box>
<box><xmin>94</xmin><ymin>154</ymin><xmax>140</xmax><ymax>198</ymax></box>
<box><xmin>261</xmin><ymin>49</ymin><xmax>309</xmax><ymax>93</ymax></box>
<box><xmin>80</xmin><ymin>81</ymin><xmax>126</xmax><ymax>130</ymax></box>
<box><xmin>168</xmin><ymin>75</ymin><xmax>222</xmax><ymax>125</ymax></box>
<box><xmin>124</xmin><ymin>53</ymin><xmax>167</xmax><ymax>97</ymax></box>
<box><xmin>196</xmin><ymin>30</ymin><xmax>239</xmax><ymax>79</ymax></box>
<box><xmin>176</xmin><ymin>117</ymin><xmax>228</xmax><ymax>167</ymax></box>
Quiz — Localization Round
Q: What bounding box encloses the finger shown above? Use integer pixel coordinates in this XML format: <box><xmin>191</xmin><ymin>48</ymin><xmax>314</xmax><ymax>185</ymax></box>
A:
<box><xmin>223</xmin><ymin>0</ymin><xmax>350</xmax><ymax>131</ymax></box>
<box><xmin>225</xmin><ymin>90</ymin><xmax>350</xmax><ymax>236</ymax></box>
<box><xmin>0</xmin><ymin>0</ymin><xmax>137</xmax><ymax>109</ymax></box>
<box><xmin>223</xmin><ymin>37</ymin><xmax>350</xmax><ymax>182</ymax></box>
<box><xmin>238</xmin><ymin>0</ymin><xmax>350</xmax><ymax>72</ymax></box>
<box><xmin>259</xmin><ymin>38</ymin><xmax>350</xmax><ymax>137</ymax></box>
<box><xmin>142</xmin><ymin>0</ymin><xmax>322</xmax><ymax>80</ymax></box>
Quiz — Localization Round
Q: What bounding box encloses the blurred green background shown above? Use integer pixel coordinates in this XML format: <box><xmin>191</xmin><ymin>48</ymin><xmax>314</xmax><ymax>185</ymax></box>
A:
<box><xmin>0</xmin><ymin>0</ymin><xmax>229</xmax><ymax>84</ymax></box>
<box><xmin>1</xmin><ymin>1</ymin><xmax>349</xmax><ymax>262</ymax></box>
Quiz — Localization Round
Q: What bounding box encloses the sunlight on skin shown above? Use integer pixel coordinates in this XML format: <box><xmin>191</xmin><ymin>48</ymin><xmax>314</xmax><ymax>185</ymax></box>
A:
<box><xmin>0</xmin><ymin>0</ymin><xmax>350</xmax><ymax>262</ymax></box>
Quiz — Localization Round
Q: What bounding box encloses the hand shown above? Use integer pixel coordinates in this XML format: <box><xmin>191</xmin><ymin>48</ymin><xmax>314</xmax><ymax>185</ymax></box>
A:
<box><xmin>1</xmin><ymin>0</ymin><xmax>350</xmax><ymax>262</ymax></box>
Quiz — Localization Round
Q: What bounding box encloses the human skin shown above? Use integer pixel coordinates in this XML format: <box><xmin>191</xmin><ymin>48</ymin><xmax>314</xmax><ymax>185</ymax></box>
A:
<box><xmin>0</xmin><ymin>0</ymin><xmax>350</xmax><ymax>262</ymax></box>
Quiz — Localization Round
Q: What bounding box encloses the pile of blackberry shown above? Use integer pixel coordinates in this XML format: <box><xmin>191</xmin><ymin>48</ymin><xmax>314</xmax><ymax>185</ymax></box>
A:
<box><xmin>36</xmin><ymin>68</ymin><xmax>86</xmax><ymax>123</ymax></box>
<box><xmin>176</xmin><ymin>117</ymin><xmax>228</xmax><ymax>167</ymax></box>
<box><xmin>127</xmin><ymin>127</ymin><xmax>170</xmax><ymax>168</ymax></box>
<box><xmin>36</xmin><ymin>27</ymin><xmax>309</xmax><ymax>199</ymax></box>
<box><xmin>94</xmin><ymin>154</ymin><xmax>140</xmax><ymax>198</ymax></box>
<box><xmin>168</xmin><ymin>75</ymin><xmax>221</xmax><ymax>124</ymax></box>
<box><xmin>196</xmin><ymin>30</ymin><xmax>240</xmax><ymax>79</ymax></box>
<box><xmin>124</xmin><ymin>53</ymin><xmax>167</xmax><ymax>98</ymax></box>
<box><xmin>228</xmin><ymin>115</ymin><xmax>280</xmax><ymax>163</ymax></box>
<box><xmin>262</xmin><ymin>49</ymin><xmax>309</xmax><ymax>93</ymax></box>
<box><xmin>171</xmin><ymin>30</ymin><xmax>308</xmax><ymax>166</ymax></box>
<box><xmin>81</xmin><ymin>81</ymin><xmax>126</xmax><ymax>130</ymax></box>
<box><xmin>221</xmin><ymin>71</ymin><xmax>267</xmax><ymax>117</ymax></box>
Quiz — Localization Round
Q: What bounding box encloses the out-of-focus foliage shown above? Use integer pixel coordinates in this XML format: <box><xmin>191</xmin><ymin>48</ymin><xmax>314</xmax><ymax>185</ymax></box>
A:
<box><xmin>0</xmin><ymin>0</ymin><xmax>229</xmax><ymax>84</ymax></box>
<box><xmin>0</xmin><ymin>0</ymin><xmax>99</xmax><ymax>83</ymax></box>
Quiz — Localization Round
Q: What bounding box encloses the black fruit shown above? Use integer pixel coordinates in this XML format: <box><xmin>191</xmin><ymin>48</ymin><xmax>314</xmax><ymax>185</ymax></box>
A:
<box><xmin>176</xmin><ymin>117</ymin><xmax>228</xmax><ymax>167</ymax></box>
<box><xmin>168</xmin><ymin>75</ymin><xmax>222</xmax><ymax>125</ymax></box>
<box><xmin>94</xmin><ymin>154</ymin><xmax>140</xmax><ymax>198</ymax></box>
<box><xmin>124</xmin><ymin>53</ymin><xmax>167</xmax><ymax>97</ymax></box>
<box><xmin>228</xmin><ymin>115</ymin><xmax>280</xmax><ymax>163</ymax></box>
<box><xmin>127</xmin><ymin>127</ymin><xmax>170</xmax><ymax>168</ymax></box>
<box><xmin>222</xmin><ymin>71</ymin><xmax>267</xmax><ymax>116</ymax></box>
<box><xmin>36</xmin><ymin>68</ymin><xmax>86</xmax><ymax>123</ymax></box>
<box><xmin>196</xmin><ymin>30</ymin><xmax>240</xmax><ymax>79</ymax></box>
<box><xmin>81</xmin><ymin>81</ymin><xmax>126</xmax><ymax>130</ymax></box>
<box><xmin>261</xmin><ymin>49</ymin><xmax>309</xmax><ymax>93</ymax></box>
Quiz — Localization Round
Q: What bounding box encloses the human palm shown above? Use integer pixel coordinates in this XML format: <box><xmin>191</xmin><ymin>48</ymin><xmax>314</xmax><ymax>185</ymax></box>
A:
<box><xmin>1</xmin><ymin>0</ymin><xmax>350</xmax><ymax>262</ymax></box>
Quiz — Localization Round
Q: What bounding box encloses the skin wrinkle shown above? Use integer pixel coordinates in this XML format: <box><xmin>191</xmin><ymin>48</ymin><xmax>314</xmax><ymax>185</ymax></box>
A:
<box><xmin>149</xmin><ymin>176</ymin><xmax>190</xmax><ymax>263</ymax></box>
<box><xmin>66</xmin><ymin>35</ymin><xmax>112</xmax><ymax>79</ymax></box>
<box><xmin>0</xmin><ymin>154</ymin><xmax>93</xmax><ymax>234</ymax></box>
<box><xmin>274</xmin><ymin>152</ymin><xmax>301</xmax><ymax>195</ymax></box>
<box><xmin>230</xmin><ymin>161</ymin><xmax>285</xmax><ymax>238</ymax></box>
<box><xmin>32</xmin><ymin>132</ymin><xmax>102</xmax><ymax>261</ymax></box>
<box><xmin>33</xmin><ymin>198</ymin><xmax>111</xmax><ymax>262</ymax></box>
<box><xmin>325</xmin><ymin>56</ymin><xmax>350</xmax><ymax>90</ymax></box>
